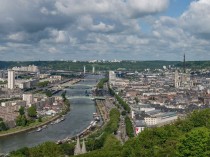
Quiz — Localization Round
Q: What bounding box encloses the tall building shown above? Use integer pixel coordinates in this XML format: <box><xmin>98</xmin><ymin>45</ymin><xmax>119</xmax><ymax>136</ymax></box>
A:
<box><xmin>92</xmin><ymin>66</ymin><xmax>95</xmax><ymax>74</ymax></box>
<box><xmin>174</xmin><ymin>70</ymin><xmax>181</xmax><ymax>88</ymax></box>
<box><xmin>83</xmin><ymin>66</ymin><xmax>86</xmax><ymax>75</ymax></box>
<box><xmin>109</xmin><ymin>71</ymin><xmax>116</xmax><ymax>85</ymax></box>
<box><xmin>8</xmin><ymin>70</ymin><xmax>15</xmax><ymax>89</ymax></box>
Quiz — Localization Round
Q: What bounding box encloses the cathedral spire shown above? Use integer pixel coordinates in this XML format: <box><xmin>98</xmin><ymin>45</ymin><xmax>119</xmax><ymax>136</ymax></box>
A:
<box><xmin>74</xmin><ymin>137</ymin><xmax>81</xmax><ymax>155</ymax></box>
<box><xmin>81</xmin><ymin>139</ymin><xmax>87</xmax><ymax>154</ymax></box>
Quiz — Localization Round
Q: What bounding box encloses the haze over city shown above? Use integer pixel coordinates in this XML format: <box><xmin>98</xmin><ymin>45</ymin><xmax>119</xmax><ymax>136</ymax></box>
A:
<box><xmin>0</xmin><ymin>0</ymin><xmax>210</xmax><ymax>61</ymax></box>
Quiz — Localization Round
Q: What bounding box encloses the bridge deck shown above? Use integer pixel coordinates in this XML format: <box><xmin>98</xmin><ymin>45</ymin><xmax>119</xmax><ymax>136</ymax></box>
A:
<box><xmin>67</xmin><ymin>96</ymin><xmax>105</xmax><ymax>100</ymax></box>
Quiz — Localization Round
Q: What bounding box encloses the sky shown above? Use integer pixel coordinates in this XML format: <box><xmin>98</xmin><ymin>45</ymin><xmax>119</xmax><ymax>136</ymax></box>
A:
<box><xmin>0</xmin><ymin>0</ymin><xmax>210</xmax><ymax>61</ymax></box>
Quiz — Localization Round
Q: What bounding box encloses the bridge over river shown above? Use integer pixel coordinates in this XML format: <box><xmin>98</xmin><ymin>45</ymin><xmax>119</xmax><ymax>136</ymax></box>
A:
<box><xmin>67</xmin><ymin>96</ymin><xmax>105</xmax><ymax>100</ymax></box>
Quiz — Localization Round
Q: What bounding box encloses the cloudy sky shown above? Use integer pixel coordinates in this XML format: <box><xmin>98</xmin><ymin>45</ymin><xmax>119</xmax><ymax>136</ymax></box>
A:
<box><xmin>0</xmin><ymin>0</ymin><xmax>210</xmax><ymax>61</ymax></box>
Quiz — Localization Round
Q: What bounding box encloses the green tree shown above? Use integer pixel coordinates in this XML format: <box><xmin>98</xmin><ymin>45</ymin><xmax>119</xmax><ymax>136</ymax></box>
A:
<box><xmin>16</xmin><ymin>115</ymin><xmax>27</xmax><ymax>127</ymax></box>
<box><xmin>29</xmin><ymin>142</ymin><xmax>64</xmax><ymax>157</ymax></box>
<box><xmin>103</xmin><ymin>135</ymin><xmax>122</xmax><ymax>151</ymax></box>
<box><xmin>37</xmin><ymin>81</ymin><xmax>49</xmax><ymax>87</ymax></box>
<box><xmin>134</xmin><ymin>97</ymin><xmax>139</xmax><ymax>104</ymax></box>
<box><xmin>19</xmin><ymin>106</ymin><xmax>25</xmax><ymax>115</ymax></box>
<box><xmin>0</xmin><ymin>121</ymin><xmax>8</xmax><ymax>131</ymax></box>
<box><xmin>45</xmin><ymin>90</ymin><xmax>53</xmax><ymax>97</ymax></box>
<box><xmin>38</xmin><ymin>117</ymin><xmax>42</xmax><ymax>122</ymax></box>
<box><xmin>27</xmin><ymin>106</ymin><xmax>37</xmax><ymax>118</ymax></box>
<box><xmin>177</xmin><ymin>127</ymin><xmax>210</xmax><ymax>157</ymax></box>
<box><xmin>125</xmin><ymin>116</ymin><xmax>134</xmax><ymax>138</ymax></box>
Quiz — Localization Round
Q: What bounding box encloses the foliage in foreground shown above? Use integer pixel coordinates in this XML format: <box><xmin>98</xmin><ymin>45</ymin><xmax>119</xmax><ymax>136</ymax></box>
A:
<box><xmin>9</xmin><ymin>109</ymin><xmax>210</xmax><ymax>157</ymax></box>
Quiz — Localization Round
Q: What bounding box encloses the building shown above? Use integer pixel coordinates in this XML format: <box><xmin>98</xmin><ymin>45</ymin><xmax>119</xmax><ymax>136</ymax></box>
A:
<box><xmin>109</xmin><ymin>71</ymin><xmax>116</xmax><ymax>85</ymax></box>
<box><xmin>12</xmin><ymin>65</ymin><xmax>39</xmax><ymax>72</ymax></box>
<box><xmin>174</xmin><ymin>70</ymin><xmax>181</xmax><ymax>88</ymax></box>
<box><xmin>23</xmin><ymin>94</ymin><xmax>34</xmax><ymax>106</ymax></box>
<box><xmin>16</xmin><ymin>79</ymin><xmax>39</xmax><ymax>89</ymax></box>
<box><xmin>8</xmin><ymin>70</ymin><xmax>15</xmax><ymax>89</ymax></box>
<box><xmin>74</xmin><ymin>137</ymin><xmax>87</xmax><ymax>155</ymax></box>
<box><xmin>84</xmin><ymin>66</ymin><xmax>86</xmax><ymax>74</ymax></box>
<box><xmin>135</xmin><ymin>120</ymin><xmax>146</xmax><ymax>135</ymax></box>
<box><xmin>144</xmin><ymin>111</ymin><xmax>177</xmax><ymax>126</ymax></box>
<box><xmin>0</xmin><ymin>70</ymin><xmax>5</xmax><ymax>78</ymax></box>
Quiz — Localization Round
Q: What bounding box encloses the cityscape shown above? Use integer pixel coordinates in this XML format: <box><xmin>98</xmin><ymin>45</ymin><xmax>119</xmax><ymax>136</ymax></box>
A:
<box><xmin>1</xmin><ymin>0</ymin><xmax>210</xmax><ymax>157</ymax></box>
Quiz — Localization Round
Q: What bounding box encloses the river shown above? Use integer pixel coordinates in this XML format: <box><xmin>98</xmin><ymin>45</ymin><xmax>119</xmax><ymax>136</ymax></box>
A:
<box><xmin>0</xmin><ymin>74</ymin><xmax>103</xmax><ymax>154</ymax></box>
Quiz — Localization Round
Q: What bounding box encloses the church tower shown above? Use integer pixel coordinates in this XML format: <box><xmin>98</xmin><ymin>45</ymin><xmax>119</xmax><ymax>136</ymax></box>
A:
<box><xmin>175</xmin><ymin>70</ymin><xmax>181</xmax><ymax>88</ymax></box>
<box><xmin>74</xmin><ymin>137</ymin><xmax>81</xmax><ymax>155</ymax></box>
<box><xmin>81</xmin><ymin>139</ymin><xmax>87</xmax><ymax>154</ymax></box>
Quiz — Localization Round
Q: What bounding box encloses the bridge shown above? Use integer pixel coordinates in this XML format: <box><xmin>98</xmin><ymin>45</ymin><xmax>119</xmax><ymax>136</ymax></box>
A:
<box><xmin>67</xmin><ymin>96</ymin><xmax>105</xmax><ymax>100</ymax></box>
<box><xmin>70</xmin><ymin>84</ymin><xmax>95</xmax><ymax>87</ymax></box>
<box><xmin>61</xmin><ymin>83</ymin><xmax>95</xmax><ymax>88</ymax></box>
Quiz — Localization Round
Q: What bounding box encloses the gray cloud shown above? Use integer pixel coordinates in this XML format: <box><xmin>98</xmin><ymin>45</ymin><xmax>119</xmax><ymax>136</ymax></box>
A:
<box><xmin>0</xmin><ymin>0</ymin><xmax>210</xmax><ymax>61</ymax></box>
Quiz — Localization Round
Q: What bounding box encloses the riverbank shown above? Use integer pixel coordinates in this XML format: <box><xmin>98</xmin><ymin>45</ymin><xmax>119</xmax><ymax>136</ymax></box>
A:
<box><xmin>0</xmin><ymin>114</ymin><xmax>62</xmax><ymax>138</ymax></box>
<box><xmin>56</xmin><ymin>99</ymin><xmax>108</xmax><ymax>143</ymax></box>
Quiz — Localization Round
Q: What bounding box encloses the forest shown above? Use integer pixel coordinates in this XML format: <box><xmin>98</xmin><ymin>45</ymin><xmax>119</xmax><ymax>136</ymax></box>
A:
<box><xmin>0</xmin><ymin>60</ymin><xmax>179</xmax><ymax>72</ymax></box>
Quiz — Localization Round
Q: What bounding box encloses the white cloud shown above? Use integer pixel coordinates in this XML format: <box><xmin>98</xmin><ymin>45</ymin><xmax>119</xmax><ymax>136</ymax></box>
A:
<box><xmin>127</xmin><ymin>0</ymin><xmax>169</xmax><ymax>18</ymax></box>
<box><xmin>7</xmin><ymin>32</ymin><xmax>28</xmax><ymax>42</ymax></box>
<box><xmin>1</xmin><ymin>0</ymin><xmax>210</xmax><ymax>61</ymax></box>
<box><xmin>180</xmin><ymin>0</ymin><xmax>210</xmax><ymax>38</ymax></box>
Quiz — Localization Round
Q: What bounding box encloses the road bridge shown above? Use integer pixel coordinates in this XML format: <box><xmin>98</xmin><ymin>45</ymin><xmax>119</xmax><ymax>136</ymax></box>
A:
<box><xmin>67</xmin><ymin>96</ymin><xmax>105</xmax><ymax>100</ymax></box>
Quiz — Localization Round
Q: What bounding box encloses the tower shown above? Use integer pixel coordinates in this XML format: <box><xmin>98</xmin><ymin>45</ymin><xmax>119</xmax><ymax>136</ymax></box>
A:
<box><xmin>74</xmin><ymin>137</ymin><xmax>81</xmax><ymax>155</ymax></box>
<box><xmin>92</xmin><ymin>66</ymin><xmax>95</xmax><ymax>74</ymax></box>
<box><xmin>183</xmin><ymin>54</ymin><xmax>186</xmax><ymax>73</ymax></box>
<box><xmin>175</xmin><ymin>70</ymin><xmax>181</xmax><ymax>88</ymax></box>
<box><xmin>8</xmin><ymin>70</ymin><xmax>15</xmax><ymax>89</ymax></box>
<box><xmin>83</xmin><ymin>66</ymin><xmax>86</xmax><ymax>75</ymax></box>
<box><xmin>81</xmin><ymin>139</ymin><xmax>87</xmax><ymax>154</ymax></box>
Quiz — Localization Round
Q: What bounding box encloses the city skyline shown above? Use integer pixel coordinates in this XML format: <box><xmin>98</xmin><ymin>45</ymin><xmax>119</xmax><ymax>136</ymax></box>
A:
<box><xmin>0</xmin><ymin>0</ymin><xmax>210</xmax><ymax>61</ymax></box>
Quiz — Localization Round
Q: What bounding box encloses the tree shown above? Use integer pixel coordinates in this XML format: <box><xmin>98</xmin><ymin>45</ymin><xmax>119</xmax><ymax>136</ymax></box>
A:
<box><xmin>177</xmin><ymin>127</ymin><xmax>210</xmax><ymax>157</ymax></box>
<box><xmin>61</xmin><ymin>91</ymin><xmax>66</xmax><ymax>101</ymax></box>
<box><xmin>45</xmin><ymin>90</ymin><xmax>53</xmax><ymax>97</ymax></box>
<box><xmin>27</xmin><ymin>106</ymin><xmax>37</xmax><ymax>118</ymax></box>
<box><xmin>38</xmin><ymin>117</ymin><xmax>42</xmax><ymax>122</ymax></box>
<box><xmin>29</xmin><ymin>142</ymin><xmax>64</xmax><ymax>157</ymax></box>
<box><xmin>37</xmin><ymin>81</ymin><xmax>49</xmax><ymax>87</ymax></box>
<box><xmin>0</xmin><ymin>121</ymin><xmax>8</xmax><ymax>131</ymax></box>
<box><xmin>125</xmin><ymin>116</ymin><xmax>134</xmax><ymax>138</ymax></box>
<box><xmin>19</xmin><ymin>106</ymin><xmax>25</xmax><ymax>115</ymax></box>
<box><xmin>16</xmin><ymin>115</ymin><xmax>27</xmax><ymax>127</ymax></box>
<box><xmin>134</xmin><ymin>97</ymin><xmax>139</xmax><ymax>104</ymax></box>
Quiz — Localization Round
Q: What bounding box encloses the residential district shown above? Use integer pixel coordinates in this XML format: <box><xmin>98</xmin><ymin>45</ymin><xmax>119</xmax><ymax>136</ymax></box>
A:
<box><xmin>1</xmin><ymin>61</ymin><xmax>210</xmax><ymax>156</ymax></box>
<box><xmin>109</xmin><ymin>63</ymin><xmax>210</xmax><ymax>135</ymax></box>
<box><xmin>0</xmin><ymin>64</ymin><xmax>80</xmax><ymax>129</ymax></box>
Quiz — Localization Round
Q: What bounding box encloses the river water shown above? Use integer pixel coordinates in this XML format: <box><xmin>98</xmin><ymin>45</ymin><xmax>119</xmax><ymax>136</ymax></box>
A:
<box><xmin>0</xmin><ymin>74</ymin><xmax>103</xmax><ymax>153</ymax></box>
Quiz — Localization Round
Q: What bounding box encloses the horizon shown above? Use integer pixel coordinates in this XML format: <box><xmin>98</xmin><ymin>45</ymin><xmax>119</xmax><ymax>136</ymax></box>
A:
<box><xmin>0</xmin><ymin>59</ymin><xmax>210</xmax><ymax>62</ymax></box>
<box><xmin>0</xmin><ymin>0</ymin><xmax>210</xmax><ymax>61</ymax></box>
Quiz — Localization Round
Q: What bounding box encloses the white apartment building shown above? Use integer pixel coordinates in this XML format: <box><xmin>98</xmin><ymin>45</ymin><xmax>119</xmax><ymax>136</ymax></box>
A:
<box><xmin>12</xmin><ymin>65</ymin><xmax>39</xmax><ymax>72</ymax></box>
<box><xmin>109</xmin><ymin>71</ymin><xmax>116</xmax><ymax>85</ymax></box>
<box><xmin>8</xmin><ymin>70</ymin><xmax>15</xmax><ymax>89</ymax></box>
<box><xmin>23</xmin><ymin>93</ymin><xmax>34</xmax><ymax>106</ymax></box>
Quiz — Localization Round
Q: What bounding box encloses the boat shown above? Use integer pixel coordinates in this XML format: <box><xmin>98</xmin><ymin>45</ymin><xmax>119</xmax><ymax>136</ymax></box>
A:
<box><xmin>94</xmin><ymin>116</ymin><xmax>100</xmax><ymax>121</ymax></box>
<box><xmin>42</xmin><ymin>125</ymin><xmax>47</xmax><ymax>129</ymax></box>
<box><xmin>60</xmin><ymin>117</ymin><xmax>65</xmax><ymax>121</ymax></box>
<box><xmin>36</xmin><ymin>127</ymin><xmax>42</xmax><ymax>132</ymax></box>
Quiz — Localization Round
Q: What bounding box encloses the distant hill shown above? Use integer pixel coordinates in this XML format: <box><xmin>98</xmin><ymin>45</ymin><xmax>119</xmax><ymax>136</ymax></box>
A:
<box><xmin>0</xmin><ymin>60</ymin><xmax>180</xmax><ymax>71</ymax></box>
